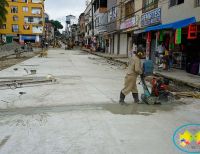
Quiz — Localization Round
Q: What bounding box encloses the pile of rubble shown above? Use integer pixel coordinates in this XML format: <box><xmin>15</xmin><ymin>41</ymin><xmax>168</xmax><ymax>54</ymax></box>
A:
<box><xmin>0</xmin><ymin>42</ymin><xmax>22</xmax><ymax>57</ymax></box>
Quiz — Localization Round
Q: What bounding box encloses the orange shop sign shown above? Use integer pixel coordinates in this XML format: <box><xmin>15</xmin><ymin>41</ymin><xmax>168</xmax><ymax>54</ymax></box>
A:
<box><xmin>188</xmin><ymin>24</ymin><xmax>197</xmax><ymax>39</ymax></box>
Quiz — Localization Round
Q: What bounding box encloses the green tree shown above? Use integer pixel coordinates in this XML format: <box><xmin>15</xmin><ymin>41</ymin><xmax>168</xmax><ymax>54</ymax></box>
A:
<box><xmin>0</xmin><ymin>0</ymin><xmax>9</xmax><ymax>25</ymax></box>
<box><xmin>49</xmin><ymin>20</ymin><xmax>63</xmax><ymax>31</ymax></box>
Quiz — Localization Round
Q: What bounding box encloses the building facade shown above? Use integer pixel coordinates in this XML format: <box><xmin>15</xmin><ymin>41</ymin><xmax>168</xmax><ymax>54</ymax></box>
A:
<box><xmin>107</xmin><ymin>0</ymin><xmax>118</xmax><ymax>54</ymax></box>
<box><xmin>44</xmin><ymin>22</ymin><xmax>54</xmax><ymax>43</ymax></box>
<box><xmin>92</xmin><ymin>0</ymin><xmax>108</xmax><ymax>52</ymax></box>
<box><xmin>141</xmin><ymin>0</ymin><xmax>200</xmax><ymax>74</ymax></box>
<box><xmin>81</xmin><ymin>0</ymin><xmax>200</xmax><ymax>75</ymax></box>
<box><xmin>107</xmin><ymin>0</ymin><xmax>142</xmax><ymax>56</ymax></box>
<box><xmin>118</xmin><ymin>0</ymin><xmax>137</xmax><ymax>56</ymax></box>
<box><xmin>78</xmin><ymin>13</ymin><xmax>85</xmax><ymax>45</ymax></box>
<box><xmin>0</xmin><ymin>0</ymin><xmax>45</xmax><ymax>44</ymax></box>
<box><xmin>84</xmin><ymin>2</ymin><xmax>93</xmax><ymax>48</ymax></box>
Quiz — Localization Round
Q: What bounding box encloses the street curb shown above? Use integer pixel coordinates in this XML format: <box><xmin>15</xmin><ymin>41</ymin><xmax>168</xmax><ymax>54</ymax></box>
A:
<box><xmin>82</xmin><ymin>49</ymin><xmax>200</xmax><ymax>90</ymax></box>
<box><xmin>81</xmin><ymin>49</ymin><xmax>128</xmax><ymax>66</ymax></box>
<box><xmin>154</xmin><ymin>72</ymin><xmax>200</xmax><ymax>90</ymax></box>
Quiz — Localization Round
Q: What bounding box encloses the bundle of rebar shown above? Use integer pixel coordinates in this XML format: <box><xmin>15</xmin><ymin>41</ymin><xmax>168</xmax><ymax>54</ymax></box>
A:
<box><xmin>171</xmin><ymin>92</ymin><xmax>200</xmax><ymax>99</ymax></box>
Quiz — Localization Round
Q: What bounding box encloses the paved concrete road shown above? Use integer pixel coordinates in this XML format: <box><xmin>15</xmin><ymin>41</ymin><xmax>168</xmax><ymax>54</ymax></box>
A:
<box><xmin>0</xmin><ymin>49</ymin><xmax>199</xmax><ymax>154</ymax></box>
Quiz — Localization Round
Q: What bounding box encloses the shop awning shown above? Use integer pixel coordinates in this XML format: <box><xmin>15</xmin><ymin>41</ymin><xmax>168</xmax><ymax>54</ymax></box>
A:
<box><xmin>145</xmin><ymin>17</ymin><xmax>196</xmax><ymax>32</ymax></box>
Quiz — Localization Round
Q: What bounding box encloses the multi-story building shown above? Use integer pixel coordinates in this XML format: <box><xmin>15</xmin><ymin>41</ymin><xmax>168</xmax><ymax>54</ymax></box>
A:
<box><xmin>118</xmin><ymin>0</ymin><xmax>138</xmax><ymax>56</ymax></box>
<box><xmin>92</xmin><ymin>0</ymin><xmax>108</xmax><ymax>51</ymax></box>
<box><xmin>71</xmin><ymin>24</ymin><xmax>78</xmax><ymax>43</ymax></box>
<box><xmin>141</xmin><ymin>0</ymin><xmax>200</xmax><ymax>75</ymax></box>
<box><xmin>0</xmin><ymin>0</ymin><xmax>45</xmax><ymax>44</ymax></box>
<box><xmin>107</xmin><ymin>0</ymin><xmax>141</xmax><ymax>56</ymax></box>
<box><xmin>107</xmin><ymin>0</ymin><xmax>118</xmax><ymax>54</ymax></box>
<box><xmin>44</xmin><ymin>22</ymin><xmax>54</xmax><ymax>43</ymax></box>
<box><xmin>78</xmin><ymin>13</ymin><xmax>85</xmax><ymax>44</ymax></box>
<box><xmin>84</xmin><ymin>2</ymin><xmax>93</xmax><ymax>48</ymax></box>
<box><xmin>81</xmin><ymin>0</ymin><xmax>200</xmax><ymax>75</ymax></box>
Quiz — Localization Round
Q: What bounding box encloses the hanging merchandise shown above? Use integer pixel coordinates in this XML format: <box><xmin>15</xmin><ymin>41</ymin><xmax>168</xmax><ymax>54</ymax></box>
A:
<box><xmin>175</xmin><ymin>28</ymin><xmax>182</xmax><ymax>44</ymax></box>
<box><xmin>169</xmin><ymin>32</ymin><xmax>175</xmax><ymax>50</ymax></box>
<box><xmin>156</xmin><ymin>31</ymin><xmax>160</xmax><ymax>42</ymax></box>
<box><xmin>169</xmin><ymin>43</ymin><xmax>175</xmax><ymax>50</ymax></box>
<box><xmin>159</xmin><ymin>31</ymin><xmax>163</xmax><ymax>42</ymax></box>
<box><xmin>147</xmin><ymin>32</ymin><xmax>151</xmax><ymax>42</ymax></box>
<box><xmin>146</xmin><ymin>32</ymin><xmax>151</xmax><ymax>60</ymax></box>
<box><xmin>188</xmin><ymin>24</ymin><xmax>197</xmax><ymax>39</ymax></box>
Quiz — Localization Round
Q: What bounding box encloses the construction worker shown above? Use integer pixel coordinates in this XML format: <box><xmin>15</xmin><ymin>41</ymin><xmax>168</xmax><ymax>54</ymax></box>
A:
<box><xmin>119</xmin><ymin>50</ymin><xmax>143</xmax><ymax>105</ymax></box>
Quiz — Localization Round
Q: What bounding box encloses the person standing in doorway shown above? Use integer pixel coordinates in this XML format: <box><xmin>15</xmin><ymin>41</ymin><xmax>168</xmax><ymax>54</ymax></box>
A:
<box><xmin>119</xmin><ymin>50</ymin><xmax>143</xmax><ymax>105</ymax></box>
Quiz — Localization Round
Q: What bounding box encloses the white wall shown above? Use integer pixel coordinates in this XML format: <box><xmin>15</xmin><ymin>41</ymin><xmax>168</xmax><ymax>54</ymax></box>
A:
<box><xmin>114</xmin><ymin>34</ymin><xmax>118</xmax><ymax>54</ymax></box>
<box><xmin>119</xmin><ymin>33</ymin><xmax>127</xmax><ymax>55</ymax></box>
<box><xmin>160</xmin><ymin>0</ymin><xmax>200</xmax><ymax>24</ymax></box>
<box><xmin>133</xmin><ymin>0</ymin><xmax>143</xmax><ymax>30</ymax></box>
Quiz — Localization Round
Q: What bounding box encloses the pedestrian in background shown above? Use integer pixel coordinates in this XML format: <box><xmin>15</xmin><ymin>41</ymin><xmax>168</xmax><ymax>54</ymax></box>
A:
<box><xmin>163</xmin><ymin>49</ymin><xmax>169</xmax><ymax>70</ymax></box>
<box><xmin>157</xmin><ymin>42</ymin><xmax>165</xmax><ymax>65</ymax></box>
<box><xmin>119</xmin><ymin>50</ymin><xmax>143</xmax><ymax>105</ymax></box>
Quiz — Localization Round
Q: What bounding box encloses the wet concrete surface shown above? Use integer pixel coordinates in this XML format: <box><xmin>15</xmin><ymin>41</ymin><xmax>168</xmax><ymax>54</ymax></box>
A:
<box><xmin>0</xmin><ymin>136</ymin><xmax>10</xmax><ymax>149</ymax></box>
<box><xmin>0</xmin><ymin>48</ymin><xmax>199</xmax><ymax>154</ymax></box>
<box><xmin>0</xmin><ymin>99</ymin><xmax>187</xmax><ymax>117</ymax></box>
<box><xmin>101</xmin><ymin>101</ymin><xmax>186</xmax><ymax>115</ymax></box>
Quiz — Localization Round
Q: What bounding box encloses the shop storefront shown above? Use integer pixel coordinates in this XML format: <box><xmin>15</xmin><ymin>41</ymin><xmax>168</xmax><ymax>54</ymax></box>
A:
<box><xmin>132</xmin><ymin>30</ymin><xmax>146</xmax><ymax>57</ymax></box>
<box><xmin>120</xmin><ymin>16</ymin><xmax>139</xmax><ymax>56</ymax></box>
<box><xmin>145</xmin><ymin>17</ymin><xmax>200</xmax><ymax>75</ymax></box>
<box><xmin>20</xmin><ymin>35</ymin><xmax>39</xmax><ymax>44</ymax></box>
<box><xmin>141</xmin><ymin>8</ymin><xmax>162</xmax><ymax>60</ymax></box>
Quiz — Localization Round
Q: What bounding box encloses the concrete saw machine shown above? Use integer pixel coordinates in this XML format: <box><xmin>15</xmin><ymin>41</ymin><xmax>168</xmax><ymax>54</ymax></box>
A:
<box><xmin>141</xmin><ymin>60</ymin><xmax>173</xmax><ymax>105</ymax></box>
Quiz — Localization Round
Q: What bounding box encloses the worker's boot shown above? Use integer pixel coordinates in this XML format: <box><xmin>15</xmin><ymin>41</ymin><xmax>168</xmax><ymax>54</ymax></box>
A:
<box><xmin>132</xmin><ymin>93</ymin><xmax>140</xmax><ymax>103</ymax></box>
<box><xmin>119</xmin><ymin>91</ymin><xmax>128</xmax><ymax>105</ymax></box>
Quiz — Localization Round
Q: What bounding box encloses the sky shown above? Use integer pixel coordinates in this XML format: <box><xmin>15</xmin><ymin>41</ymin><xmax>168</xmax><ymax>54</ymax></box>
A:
<box><xmin>45</xmin><ymin>0</ymin><xmax>88</xmax><ymax>30</ymax></box>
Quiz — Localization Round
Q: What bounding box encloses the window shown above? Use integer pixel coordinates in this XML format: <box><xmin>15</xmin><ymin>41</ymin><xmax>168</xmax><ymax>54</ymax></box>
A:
<box><xmin>125</xmin><ymin>1</ymin><xmax>134</xmax><ymax>19</ymax></box>
<box><xmin>24</xmin><ymin>17</ymin><xmax>42</xmax><ymax>24</ymax></box>
<box><xmin>23</xmin><ymin>6</ymin><xmax>28</xmax><ymax>12</ymax></box>
<box><xmin>28</xmin><ymin>17</ymin><xmax>33</xmax><ymax>23</ymax></box>
<box><xmin>12</xmin><ymin>0</ymin><xmax>17</xmax><ymax>2</ymax></box>
<box><xmin>196</xmin><ymin>0</ymin><xmax>200</xmax><ymax>7</ymax></box>
<box><xmin>0</xmin><ymin>24</ymin><xmax>6</xmax><ymax>29</ymax></box>
<box><xmin>22</xmin><ymin>0</ymin><xmax>28</xmax><ymax>2</ymax></box>
<box><xmin>32</xmin><ymin>8</ymin><xmax>41</xmax><ymax>14</ymax></box>
<box><xmin>169</xmin><ymin>0</ymin><xmax>184</xmax><ymax>7</ymax></box>
<box><xmin>13</xmin><ymin>15</ymin><xmax>18</xmax><ymax>21</ymax></box>
<box><xmin>11</xmin><ymin>6</ymin><xmax>18</xmax><ymax>13</ymax></box>
<box><xmin>12</xmin><ymin>24</ymin><xmax>19</xmax><ymax>32</ymax></box>
<box><xmin>108</xmin><ymin>7</ymin><xmax>117</xmax><ymax>22</ymax></box>
<box><xmin>143</xmin><ymin>0</ymin><xmax>158</xmax><ymax>12</ymax></box>
<box><xmin>31</xmin><ymin>0</ymin><xmax>42</xmax><ymax>3</ymax></box>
